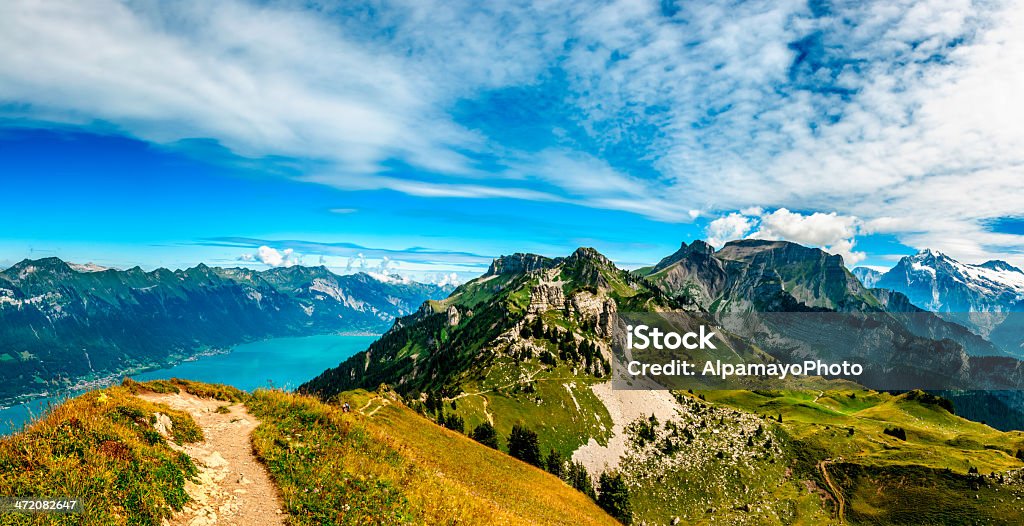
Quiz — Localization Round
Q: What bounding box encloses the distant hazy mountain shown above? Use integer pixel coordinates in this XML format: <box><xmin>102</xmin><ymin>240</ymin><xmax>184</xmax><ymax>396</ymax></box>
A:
<box><xmin>0</xmin><ymin>257</ymin><xmax>452</xmax><ymax>403</ymax></box>
<box><xmin>852</xmin><ymin>266</ymin><xmax>883</xmax><ymax>288</ymax></box>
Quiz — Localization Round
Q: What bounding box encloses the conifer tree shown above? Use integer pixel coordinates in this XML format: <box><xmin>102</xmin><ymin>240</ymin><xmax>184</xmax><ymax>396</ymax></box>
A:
<box><xmin>545</xmin><ymin>449</ymin><xmax>564</xmax><ymax>478</ymax></box>
<box><xmin>597</xmin><ymin>471</ymin><xmax>632</xmax><ymax>524</ymax></box>
<box><xmin>470</xmin><ymin>422</ymin><xmax>499</xmax><ymax>449</ymax></box>
<box><xmin>508</xmin><ymin>424</ymin><xmax>543</xmax><ymax>467</ymax></box>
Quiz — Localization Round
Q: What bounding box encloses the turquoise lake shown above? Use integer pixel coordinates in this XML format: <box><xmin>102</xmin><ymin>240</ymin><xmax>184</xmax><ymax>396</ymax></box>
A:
<box><xmin>0</xmin><ymin>334</ymin><xmax>376</xmax><ymax>436</ymax></box>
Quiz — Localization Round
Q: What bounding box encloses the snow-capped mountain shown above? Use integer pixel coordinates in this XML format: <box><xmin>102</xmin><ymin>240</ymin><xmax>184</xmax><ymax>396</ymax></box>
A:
<box><xmin>851</xmin><ymin>267</ymin><xmax>883</xmax><ymax>288</ymax></box>
<box><xmin>865</xmin><ymin>250</ymin><xmax>1024</xmax><ymax>355</ymax></box>
<box><xmin>873</xmin><ymin>249</ymin><xmax>1024</xmax><ymax>313</ymax></box>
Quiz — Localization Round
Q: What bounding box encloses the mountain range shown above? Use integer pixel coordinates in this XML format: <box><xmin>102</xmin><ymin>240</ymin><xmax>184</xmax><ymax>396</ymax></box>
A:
<box><xmin>861</xmin><ymin>250</ymin><xmax>1024</xmax><ymax>313</ymax></box>
<box><xmin>302</xmin><ymin>239</ymin><xmax>1021</xmax><ymax>402</ymax></box>
<box><xmin>300</xmin><ymin>239</ymin><xmax>1024</xmax><ymax>523</ymax></box>
<box><xmin>4</xmin><ymin>241</ymin><xmax>1024</xmax><ymax>523</ymax></box>
<box><xmin>0</xmin><ymin>257</ymin><xmax>453</xmax><ymax>403</ymax></box>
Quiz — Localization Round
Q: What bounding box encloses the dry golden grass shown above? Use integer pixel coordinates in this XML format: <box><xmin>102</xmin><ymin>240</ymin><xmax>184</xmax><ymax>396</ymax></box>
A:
<box><xmin>122</xmin><ymin>377</ymin><xmax>247</xmax><ymax>403</ymax></box>
<box><xmin>367</xmin><ymin>398</ymin><xmax>620</xmax><ymax>525</ymax></box>
<box><xmin>0</xmin><ymin>386</ymin><xmax>201</xmax><ymax>525</ymax></box>
<box><xmin>249</xmin><ymin>389</ymin><xmax>618</xmax><ymax>525</ymax></box>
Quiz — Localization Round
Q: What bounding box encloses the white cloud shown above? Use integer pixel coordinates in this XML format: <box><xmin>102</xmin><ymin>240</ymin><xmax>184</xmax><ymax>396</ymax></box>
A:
<box><xmin>0</xmin><ymin>0</ymin><xmax>492</xmax><ymax>176</ymax></box>
<box><xmin>751</xmin><ymin>209</ymin><xmax>860</xmax><ymax>248</ymax></box>
<box><xmin>240</xmin><ymin>246</ymin><xmax>297</xmax><ymax>267</ymax></box>
<box><xmin>433</xmin><ymin>272</ymin><xmax>461</xmax><ymax>287</ymax></box>
<box><xmin>346</xmin><ymin>253</ymin><xmax>366</xmax><ymax>272</ymax></box>
<box><xmin>706</xmin><ymin>213</ymin><xmax>755</xmax><ymax>248</ymax></box>
<box><xmin>557</xmin><ymin>0</ymin><xmax>1024</xmax><ymax>265</ymax></box>
<box><xmin>706</xmin><ymin>209</ymin><xmax>867</xmax><ymax>265</ymax></box>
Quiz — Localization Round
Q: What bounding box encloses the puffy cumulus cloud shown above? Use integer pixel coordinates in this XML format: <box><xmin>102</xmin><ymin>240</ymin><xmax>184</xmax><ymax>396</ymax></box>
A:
<box><xmin>816</xmin><ymin>238</ymin><xmax>867</xmax><ymax>267</ymax></box>
<box><xmin>706</xmin><ymin>213</ymin><xmax>755</xmax><ymax>248</ymax></box>
<box><xmin>706</xmin><ymin>209</ymin><xmax>867</xmax><ymax>265</ymax></box>
<box><xmin>346</xmin><ymin>253</ymin><xmax>366</xmax><ymax>272</ymax></box>
<box><xmin>434</xmin><ymin>272</ymin><xmax>462</xmax><ymax>287</ymax></box>
<box><xmin>377</xmin><ymin>256</ymin><xmax>397</xmax><ymax>274</ymax></box>
<box><xmin>239</xmin><ymin>246</ymin><xmax>298</xmax><ymax>267</ymax></box>
<box><xmin>752</xmin><ymin>209</ymin><xmax>859</xmax><ymax>248</ymax></box>
<box><xmin>202</xmin><ymin>237</ymin><xmax>493</xmax><ymax>274</ymax></box>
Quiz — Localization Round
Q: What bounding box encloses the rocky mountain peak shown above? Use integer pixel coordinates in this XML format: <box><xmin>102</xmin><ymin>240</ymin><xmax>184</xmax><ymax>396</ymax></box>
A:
<box><xmin>717</xmin><ymin>239</ymin><xmax>846</xmax><ymax>267</ymax></box>
<box><xmin>652</xmin><ymin>240</ymin><xmax>716</xmax><ymax>272</ymax></box>
<box><xmin>852</xmin><ymin>267</ymin><xmax>883</xmax><ymax>288</ymax></box>
<box><xmin>876</xmin><ymin>249</ymin><xmax>1024</xmax><ymax>319</ymax></box>
<box><xmin>2</xmin><ymin>257</ymin><xmax>74</xmax><ymax>282</ymax></box>
<box><xmin>485</xmin><ymin>253</ymin><xmax>557</xmax><ymax>276</ymax></box>
<box><xmin>10</xmin><ymin>256</ymin><xmax>70</xmax><ymax>271</ymax></box>
<box><xmin>565</xmin><ymin>247</ymin><xmax>613</xmax><ymax>268</ymax></box>
<box><xmin>907</xmin><ymin>248</ymin><xmax>952</xmax><ymax>264</ymax></box>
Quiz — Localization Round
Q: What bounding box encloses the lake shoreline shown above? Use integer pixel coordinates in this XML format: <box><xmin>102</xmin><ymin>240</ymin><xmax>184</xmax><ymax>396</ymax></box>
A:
<box><xmin>0</xmin><ymin>331</ymin><xmax>382</xmax><ymax>410</ymax></box>
<box><xmin>0</xmin><ymin>333</ymin><xmax>377</xmax><ymax>436</ymax></box>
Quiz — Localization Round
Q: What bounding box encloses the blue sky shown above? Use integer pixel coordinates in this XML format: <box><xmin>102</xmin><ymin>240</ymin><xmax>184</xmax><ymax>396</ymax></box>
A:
<box><xmin>2</xmin><ymin>0</ymin><xmax>1023</xmax><ymax>281</ymax></box>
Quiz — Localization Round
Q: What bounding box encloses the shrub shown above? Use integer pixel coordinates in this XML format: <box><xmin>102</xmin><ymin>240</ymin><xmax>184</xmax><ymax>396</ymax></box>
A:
<box><xmin>470</xmin><ymin>422</ymin><xmax>499</xmax><ymax>449</ymax></box>
<box><xmin>508</xmin><ymin>424</ymin><xmax>543</xmax><ymax>467</ymax></box>
<box><xmin>884</xmin><ymin>425</ymin><xmax>909</xmax><ymax>437</ymax></box>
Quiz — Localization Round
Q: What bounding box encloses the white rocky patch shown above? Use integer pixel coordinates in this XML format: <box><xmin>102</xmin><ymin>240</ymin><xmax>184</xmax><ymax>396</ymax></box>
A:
<box><xmin>571</xmin><ymin>381</ymin><xmax>682</xmax><ymax>475</ymax></box>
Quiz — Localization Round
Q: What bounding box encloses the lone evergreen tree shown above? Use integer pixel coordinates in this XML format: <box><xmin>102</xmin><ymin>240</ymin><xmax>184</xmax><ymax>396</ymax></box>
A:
<box><xmin>470</xmin><ymin>422</ymin><xmax>499</xmax><ymax>449</ymax></box>
<box><xmin>508</xmin><ymin>424</ymin><xmax>543</xmax><ymax>467</ymax></box>
<box><xmin>545</xmin><ymin>449</ymin><xmax>564</xmax><ymax>478</ymax></box>
<box><xmin>439</xmin><ymin>412</ymin><xmax>464</xmax><ymax>434</ymax></box>
<box><xmin>597</xmin><ymin>471</ymin><xmax>632</xmax><ymax>524</ymax></box>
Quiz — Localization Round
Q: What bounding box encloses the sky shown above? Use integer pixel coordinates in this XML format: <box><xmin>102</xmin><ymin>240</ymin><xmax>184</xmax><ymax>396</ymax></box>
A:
<box><xmin>1</xmin><ymin>0</ymin><xmax>1023</xmax><ymax>281</ymax></box>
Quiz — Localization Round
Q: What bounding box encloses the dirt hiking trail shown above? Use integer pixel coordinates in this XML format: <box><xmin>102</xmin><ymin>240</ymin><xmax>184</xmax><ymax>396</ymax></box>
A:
<box><xmin>138</xmin><ymin>391</ymin><xmax>286</xmax><ymax>526</ymax></box>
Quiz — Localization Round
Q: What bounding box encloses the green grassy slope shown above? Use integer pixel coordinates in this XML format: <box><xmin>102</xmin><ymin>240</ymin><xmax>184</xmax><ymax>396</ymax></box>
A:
<box><xmin>248</xmin><ymin>388</ymin><xmax>620</xmax><ymax>526</ymax></box>
<box><xmin>701</xmin><ymin>389</ymin><xmax>1024</xmax><ymax>524</ymax></box>
<box><xmin>1</xmin><ymin>381</ymin><xmax>621</xmax><ymax>525</ymax></box>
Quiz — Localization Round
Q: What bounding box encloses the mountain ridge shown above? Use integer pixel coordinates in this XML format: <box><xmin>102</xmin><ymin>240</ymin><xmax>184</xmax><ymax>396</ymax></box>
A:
<box><xmin>0</xmin><ymin>257</ymin><xmax>453</xmax><ymax>404</ymax></box>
